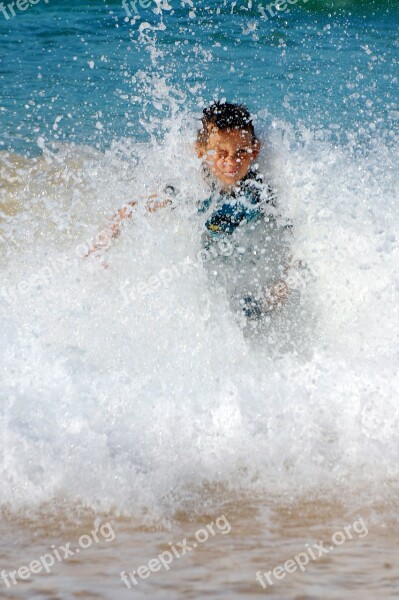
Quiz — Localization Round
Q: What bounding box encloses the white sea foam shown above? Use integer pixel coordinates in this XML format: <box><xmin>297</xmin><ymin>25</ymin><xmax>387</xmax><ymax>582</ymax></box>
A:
<box><xmin>0</xmin><ymin>122</ymin><xmax>398</xmax><ymax>520</ymax></box>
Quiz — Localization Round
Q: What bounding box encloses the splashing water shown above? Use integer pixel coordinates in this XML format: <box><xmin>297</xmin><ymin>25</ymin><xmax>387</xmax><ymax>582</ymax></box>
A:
<box><xmin>1</xmin><ymin>113</ymin><xmax>398</xmax><ymax>522</ymax></box>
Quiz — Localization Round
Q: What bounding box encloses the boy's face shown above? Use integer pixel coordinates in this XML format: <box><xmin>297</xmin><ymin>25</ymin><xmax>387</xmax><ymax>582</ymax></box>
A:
<box><xmin>197</xmin><ymin>127</ymin><xmax>260</xmax><ymax>187</ymax></box>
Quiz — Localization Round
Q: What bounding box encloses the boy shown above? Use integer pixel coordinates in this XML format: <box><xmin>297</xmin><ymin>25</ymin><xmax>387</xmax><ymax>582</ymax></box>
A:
<box><xmin>193</xmin><ymin>102</ymin><xmax>291</xmax><ymax>318</ymax></box>
<box><xmin>89</xmin><ymin>102</ymin><xmax>291</xmax><ymax>318</ymax></box>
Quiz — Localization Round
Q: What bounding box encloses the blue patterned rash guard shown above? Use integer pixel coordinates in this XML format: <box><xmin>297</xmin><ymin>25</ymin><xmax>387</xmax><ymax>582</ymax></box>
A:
<box><xmin>194</xmin><ymin>166</ymin><xmax>294</xmax><ymax>321</ymax></box>
<box><xmin>197</xmin><ymin>167</ymin><xmax>277</xmax><ymax>239</ymax></box>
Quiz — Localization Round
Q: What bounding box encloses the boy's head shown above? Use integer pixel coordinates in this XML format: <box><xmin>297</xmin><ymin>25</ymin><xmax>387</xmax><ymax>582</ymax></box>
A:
<box><xmin>196</xmin><ymin>102</ymin><xmax>260</xmax><ymax>187</ymax></box>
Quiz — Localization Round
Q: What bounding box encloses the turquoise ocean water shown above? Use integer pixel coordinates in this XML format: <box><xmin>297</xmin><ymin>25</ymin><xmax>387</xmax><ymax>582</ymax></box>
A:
<box><xmin>1</xmin><ymin>0</ymin><xmax>398</xmax><ymax>153</ymax></box>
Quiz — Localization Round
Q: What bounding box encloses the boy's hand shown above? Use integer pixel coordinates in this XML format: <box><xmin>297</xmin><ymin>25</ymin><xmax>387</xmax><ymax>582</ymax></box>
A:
<box><xmin>146</xmin><ymin>198</ymin><xmax>172</xmax><ymax>213</ymax></box>
<box><xmin>263</xmin><ymin>280</ymin><xmax>289</xmax><ymax>311</ymax></box>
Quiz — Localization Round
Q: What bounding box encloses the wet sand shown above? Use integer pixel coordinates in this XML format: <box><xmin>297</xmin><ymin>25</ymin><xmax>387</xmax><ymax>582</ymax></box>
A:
<box><xmin>1</xmin><ymin>498</ymin><xmax>398</xmax><ymax>599</ymax></box>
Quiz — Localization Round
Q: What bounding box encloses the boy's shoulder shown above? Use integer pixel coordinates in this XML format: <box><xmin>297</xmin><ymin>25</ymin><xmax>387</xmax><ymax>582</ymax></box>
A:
<box><xmin>241</xmin><ymin>169</ymin><xmax>294</xmax><ymax>232</ymax></box>
<box><xmin>238</xmin><ymin>167</ymin><xmax>277</xmax><ymax>209</ymax></box>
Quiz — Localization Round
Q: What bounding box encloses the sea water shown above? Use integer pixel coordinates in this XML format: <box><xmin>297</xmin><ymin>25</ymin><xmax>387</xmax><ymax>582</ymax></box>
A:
<box><xmin>0</xmin><ymin>1</ymin><xmax>398</xmax><ymax>598</ymax></box>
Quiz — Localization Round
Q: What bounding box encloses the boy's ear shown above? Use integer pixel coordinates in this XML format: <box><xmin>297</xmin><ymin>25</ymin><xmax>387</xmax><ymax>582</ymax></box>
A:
<box><xmin>195</xmin><ymin>141</ymin><xmax>205</xmax><ymax>158</ymax></box>
<box><xmin>252</xmin><ymin>139</ymin><xmax>261</xmax><ymax>159</ymax></box>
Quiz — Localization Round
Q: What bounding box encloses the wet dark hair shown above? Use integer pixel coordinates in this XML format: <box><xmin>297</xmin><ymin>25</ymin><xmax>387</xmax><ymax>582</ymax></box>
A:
<box><xmin>197</xmin><ymin>101</ymin><xmax>257</xmax><ymax>146</ymax></box>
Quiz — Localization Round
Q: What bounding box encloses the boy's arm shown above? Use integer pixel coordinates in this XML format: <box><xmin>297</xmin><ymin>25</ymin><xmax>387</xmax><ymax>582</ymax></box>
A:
<box><xmin>85</xmin><ymin>195</ymin><xmax>173</xmax><ymax>257</ymax></box>
<box><xmin>260</xmin><ymin>193</ymin><xmax>297</xmax><ymax>310</ymax></box>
